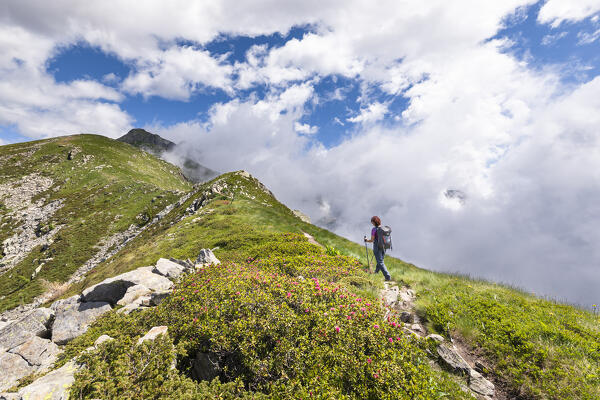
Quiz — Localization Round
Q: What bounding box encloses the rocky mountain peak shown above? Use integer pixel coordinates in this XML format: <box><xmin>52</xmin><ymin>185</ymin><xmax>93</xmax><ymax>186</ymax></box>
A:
<box><xmin>117</xmin><ymin>128</ymin><xmax>176</xmax><ymax>155</ymax></box>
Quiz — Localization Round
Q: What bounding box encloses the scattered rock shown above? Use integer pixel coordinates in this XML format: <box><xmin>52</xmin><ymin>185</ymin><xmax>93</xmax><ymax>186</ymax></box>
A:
<box><xmin>400</xmin><ymin>311</ymin><xmax>413</xmax><ymax>323</ymax></box>
<box><xmin>410</xmin><ymin>323</ymin><xmax>425</xmax><ymax>334</ymax></box>
<box><xmin>468</xmin><ymin>368</ymin><xmax>495</xmax><ymax>397</ymax></box>
<box><xmin>116</xmin><ymin>284</ymin><xmax>151</xmax><ymax>306</ymax></box>
<box><xmin>9</xmin><ymin>336</ymin><xmax>61</xmax><ymax>371</ymax></box>
<box><xmin>153</xmin><ymin>258</ymin><xmax>186</xmax><ymax>279</ymax></box>
<box><xmin>192</xmin><ymin>352</ymin><xmax>220</xmax><ymax>382</ymax></box>
<box><xmin>137</xmin><ymin>326</ymin><xmax>168</xmax><ymax>345</ymax></box>
<box><xmin>149</xmin><ymin>290</ymin><xmax>170</xmax><ymax>306</ymax></box>
<box><xmin>0</xmin><ymin>352</ymin><xmax>31</xmax><ymax>391</ymax></box>
<box><xmin>195</xmin><ymin>249</ymin><xmax>220</xmax><ymax>266</ymax></box>
<box><xmin>17</xmin><ymin>360</ymin><xmax>80</xmax><ymax>400</ymax></box>
<box><xmin>81</xmin><ymin>266</ymin><xmax>172</xmax><ymax>304</ymax></box>
<box><xmin>436</xmin><ymin>344</ymin><xmax>471</xmax><ymax>375</ymax></box>
<box><xmin>52</xmin><ymin>302</ymin><xmax>112</xmax><ymax>345</ymax></box>
<box><xmin>381</xmin><ymin>285</ymin><xmax>399</xmax><ymax>307</ymax></box>
<box><xmin>293</xmin><ymin>210</ymin><xmax>311</xmax><ymax>223</ymax></box>
<box><xmin>426</xmin><ymin>334</ymin><xmax>445</xmax><ymax>343</ymax></box>
<box><xmin>0</xmin><ymin>308</ymin><xmax>54</xmax><ymax>350</ymax></box>
<box><xmin>94</xmin><ymin>334</ymin><xmax>114</xmax><ymax>347</ymax></box>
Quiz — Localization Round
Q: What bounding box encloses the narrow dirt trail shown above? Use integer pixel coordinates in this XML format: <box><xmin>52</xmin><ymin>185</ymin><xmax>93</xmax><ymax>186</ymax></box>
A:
<box><xmin>379</xmin><ymin>282</ymin><xmax>509</xmax><ymax>400</ymax></box>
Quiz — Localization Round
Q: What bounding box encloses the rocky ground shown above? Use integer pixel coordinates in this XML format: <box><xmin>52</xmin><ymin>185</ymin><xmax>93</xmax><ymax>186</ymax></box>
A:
<box><xmin>380</xmin><ymin>281</ymin><xmax>498</xmax><ymax>400</ymax></box>
<box><xmin>0</xmin><ymin>249</ymin><xmax>220</xmax><ymax>398</ymax></box>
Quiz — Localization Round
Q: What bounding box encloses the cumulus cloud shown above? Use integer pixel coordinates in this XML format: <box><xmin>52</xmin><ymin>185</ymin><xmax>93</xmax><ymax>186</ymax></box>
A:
<box><xmin>122</xmin><ymin>46</ymin><xmax>234</xmax><ymax>100</ymax></box>
<box><xmin>1</xmin><ymin>0</ymin><xmax>600</xmax><ymax>306</ymax></box>
<box><xmin>538</xmin><ymin>0</ymin><xmax>600</xmax><ymax>27</ymax></box>
<box><xmin>347</xmin><ymin>102</ymin><xmax>388</xmax><ymax>124</ymax></box>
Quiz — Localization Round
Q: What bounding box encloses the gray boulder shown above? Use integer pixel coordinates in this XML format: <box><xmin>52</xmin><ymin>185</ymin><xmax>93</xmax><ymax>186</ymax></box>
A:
<box><xmin>436</xmin><ymin>344</ymin><xmax>471</xmax><ymax>375</ymax></box>
<box><xmin>0</xmin><ymin>352</ymin><xmax>31</xmax><ymax>391</ymax></box>
<box><xmin>153</xmin><ymin>258</ymin><xmax>186</xmax><ymax>279</ymax></box>
<box><xmin>425</xmin><ymin>334</ymin><xmax>445</xmax><ymax>343</ymax></box>
<box><xmin>400</xmin><ymin>311</ymin><xmax>413</xmax><ymax>323</ymax></box>
<box><xmin>50</xmin><ymin>295</ymin><xmax>81</xmax><ymax>311</ymax></box>
<box><xmin>468</xmin><ymin>368</ymin><xmax>495</xmax><ymax>396</ymax></box>
<box><xmin>81</xmin><ymin>266</ymin><xmax>173</xmax><ymax>304</ymax></box>
<box><xmin>52</xmin><ymin>302</ymin><xmax>112</xmax><ymax>345</ymax></box>
<box><xmin>137</xmin><ymin>326</ymin><xmax>168</xmax><ymax>345</ymax></box>
<box><xmin>116</xmin><ymin>284</ymin><xmax>151</xmax><ymax>306</ymax></box>
<box><xmin>196</xmin><ymin>249</ymin><xmax>220</xmax><ymax>266</ymax></box>
<box><xmin>9</xmin><ymin>336</ymin><xmax>61</xmax><ymax>371</ymax></box>
<box><xmin>17</xmin><ymin>360</ymin><xmax>80</xmax><ymax>400</ymax></box>
<box><xmin>0</xmin><ymin>308</ymin><xmax>54</xmax><ymax>350</ymax></box>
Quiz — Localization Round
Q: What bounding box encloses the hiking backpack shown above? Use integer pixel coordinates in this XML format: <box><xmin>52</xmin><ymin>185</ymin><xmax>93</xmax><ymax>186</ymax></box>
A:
<box><xmin>377</xmin><ymin>225</ymin><xmax>392</xmax><ymax>251</ymax></box>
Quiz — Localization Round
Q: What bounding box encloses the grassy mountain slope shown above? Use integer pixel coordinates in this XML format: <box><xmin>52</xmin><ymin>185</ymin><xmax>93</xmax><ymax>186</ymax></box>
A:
<box><xmin>58</xmin><ymin>170</ymin><xmax>598</xmax><ymax>399</ymax></box>
<box><xmin>2</xmin><ymin>135</ymin><xmax>598</xmax><ymax>398</ymax></box>
<box><xmin>0</xmin><ymin>134</ymin><xmax>191</xmax><ymax>311</ymax></box>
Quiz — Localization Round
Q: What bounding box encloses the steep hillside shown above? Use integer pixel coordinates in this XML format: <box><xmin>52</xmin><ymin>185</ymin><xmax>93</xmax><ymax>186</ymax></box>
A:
<box><xmin>0</xmin><ymin>134</ymin><xmax>191</xmax><ymax>312</ymax></box>
<box><xmin>0</xmin><ymin>137</ymin><xmax>598</xmax><ymax>399</ymax></box>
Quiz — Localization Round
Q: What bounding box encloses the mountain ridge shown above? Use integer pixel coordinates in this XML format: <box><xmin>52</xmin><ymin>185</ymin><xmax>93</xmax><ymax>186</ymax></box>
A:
<box><xmin>0</xmin><ymin>134</ymin><xmax>598</xmax><ymax>399</ymax></box>
<box><xmin>117</xmin><ymin>128</ymin><xmax>219</xmax><ymax>184</ymax></box>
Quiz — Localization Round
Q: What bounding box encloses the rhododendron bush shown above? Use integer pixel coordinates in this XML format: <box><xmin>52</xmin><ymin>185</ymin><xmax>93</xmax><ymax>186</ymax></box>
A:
<box><xmin>149</xmin><ymin>234</ymin><xmax>467</xmax><ymax>398</ymax></box>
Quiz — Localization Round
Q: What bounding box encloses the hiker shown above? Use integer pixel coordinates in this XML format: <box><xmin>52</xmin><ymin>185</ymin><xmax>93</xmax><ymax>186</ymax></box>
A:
<box><xmin>364</xmin><ymin>216</ymin><xmax>392</xmax><ymax>281</ymax></box>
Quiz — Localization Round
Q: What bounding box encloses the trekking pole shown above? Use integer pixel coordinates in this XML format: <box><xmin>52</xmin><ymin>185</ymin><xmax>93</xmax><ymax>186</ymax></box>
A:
<box><xmin>364</xmin><ymin>237</ymin><xmax>372</xmax><ymax>273</ymax></box>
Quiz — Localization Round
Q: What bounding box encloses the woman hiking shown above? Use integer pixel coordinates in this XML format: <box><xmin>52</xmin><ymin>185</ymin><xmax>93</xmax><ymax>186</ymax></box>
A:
<box><xmin>364</xmin><ymin>216</ymin><xmax>392</xmax><ymax>281</ymax></box>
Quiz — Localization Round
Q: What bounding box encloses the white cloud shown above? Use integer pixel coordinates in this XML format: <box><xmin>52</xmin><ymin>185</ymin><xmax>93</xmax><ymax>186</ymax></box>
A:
<box><xmin>538</xmin><ymin>0</ymin><xmax>600</xmax><ymax>27</ymax></box>
<box><xmin>577</xmin><ymin>28</ymin><xmax>600</xmax><ymax>44</ymax></box>
<box><xmin>1</xmin><ymin>0</ymin><xmax>600</xmax><ymax>306</ymax></box>
<box><xmin>294</xmin><ymin>122</ymin><xmax>318</xmax><ymax>135</ymax></box>
<box><xmin>347</xmin><ymin>102</ymin><xmax>388</xmax><ymax>124</ymax></box>
<box><xmin>122</xmin><ymin>46</ymin><xmax>234</xmax><ymax>100</ymax></box>
<box><xmin>541</xmin><ymin>31</ymin><xmax>568</xmax><ymax>45</ymax></box>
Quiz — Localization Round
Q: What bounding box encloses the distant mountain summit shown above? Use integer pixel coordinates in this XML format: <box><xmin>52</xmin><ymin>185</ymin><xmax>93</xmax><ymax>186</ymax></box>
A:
<box><xmin>118</xmin><ymin>128</ymin><xmax>218</xmax><ymax>183</ymax></box>
<box><xmin>117</xmin><ymin>129</ymin><xmax>176</xmax><ymax>155</ymax></box>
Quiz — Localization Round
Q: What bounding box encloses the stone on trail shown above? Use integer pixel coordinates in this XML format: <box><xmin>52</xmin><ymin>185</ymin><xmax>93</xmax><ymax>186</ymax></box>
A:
<box><xmin>196</xmin><ymin>249</ymin><xmax>220</xmax><ymax>266</ymax></box>
<box><xmin>381</xmin><ymin>286</ymin><xmax>399</xmax><ymax>307</ymax></box>
<box><xmin>81</xmin><ymin>266</ymin><xmax>173</xmax><ymax>304</ymax></box>
<box><xmin>0</xmin><ymin>352</ymin><xmax>31</xmax><ymax>391</ymax></box>
<box><xmin>153</xmin><ymin>258</ymin><xmax>186</xmax><ymax>279</ymax></box>
<box><xmin>137</xmin><ymin>326</ymin><xmax>168</xmax><ymax>345</ymax></box>
<box><xmin>426</xmin><ymin>334</ymin><xmax>445</xmax><ymax>343</ymax></box>
<box><xmin>436</xmin><ymin>344</ymin><xmax>471</xmax><ymax>375</ymax></box>
<box><xmin>51</xmin><ymin>301</ymin><xmax>112</xmax><ymax>345</ymax></box>
<box><xmin>9</xmin><ymin>336</ymin><xmax>60</xmax><ymax>371</ymax></box>
<box><xmin>400</xmin><ymin>311</ymin><xmax>413</xmax><ymax>323</ymax></box>
<box><xmin>16</xmin><ymin>360</ymin><xmax>80</xmax><ymax>400</ymax></box>
<box><xmin>468</xmin><ymin>368</ymin><xmax>495</xmax><ymax>396</ymax></box>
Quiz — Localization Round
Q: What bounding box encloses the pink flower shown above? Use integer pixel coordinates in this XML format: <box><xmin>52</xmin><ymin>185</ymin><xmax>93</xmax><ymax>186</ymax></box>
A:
<box><xmin>388</xmin><ymin>337</ymin><xmax>393</xmax><ymax>343</ymax></box>
<box><xmin>287</xmin><ymin>292</ymin><xmax>292</xmax><ymax>297</ymax></box>
<box><xmin>335</xmin><ymin>326</ymin><xmax>340</xmax><ymax>333</ymax></box>
<box><xmin>367</xmin><ymin>358</ymin><xmax>372</xmax><ymax>364</ymax></box>
<box><xmin>373</xmin><ymin>324</ymin><xmax>379</xmax><ymax>329</ymax></box>
<box><xmin>373</xmin><ymin>373</ymin><xmax>379</xmax><ymax>379</ymax></box>
<box><xmin>347</xmin><ymin>315</ymin><xmax>352</xmax><ymax>320</ymax></box>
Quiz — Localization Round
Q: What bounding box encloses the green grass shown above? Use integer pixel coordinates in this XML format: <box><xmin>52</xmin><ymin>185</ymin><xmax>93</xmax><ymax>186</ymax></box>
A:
<box><xmin>2</xmin><ymin>136</ymin><xmax>598</xmax><ymax>399</ymax></box>
<box><xmin>0</xmin><ymin>134</ymin><xmax>191</xmax><ymax>311</ymax></box>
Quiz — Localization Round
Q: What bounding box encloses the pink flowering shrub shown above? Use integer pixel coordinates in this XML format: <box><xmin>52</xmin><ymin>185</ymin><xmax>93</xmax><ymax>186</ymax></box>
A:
<box><xmin>150</xmin><ymin>235</ymin><xmax>468</xmax><ymax>399</ymax></box>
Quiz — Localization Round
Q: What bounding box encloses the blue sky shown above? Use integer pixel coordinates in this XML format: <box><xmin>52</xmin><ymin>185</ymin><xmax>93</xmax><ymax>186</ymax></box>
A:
<box><xmin>1</xmin><ymin>0</ymin><xmax>600</xmax><ymax>305</ymax></box>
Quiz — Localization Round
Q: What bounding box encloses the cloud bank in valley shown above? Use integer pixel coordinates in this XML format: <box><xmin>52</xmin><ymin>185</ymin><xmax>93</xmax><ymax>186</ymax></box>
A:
<box><xmin>1</xmin><ymin>0</ymin><xmax>599</xmax><ymax>305</ymax></box>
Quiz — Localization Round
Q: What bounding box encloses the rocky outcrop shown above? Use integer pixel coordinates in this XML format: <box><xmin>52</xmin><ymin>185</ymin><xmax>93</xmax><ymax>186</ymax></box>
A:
<box><xmin>9</xmin><ymin>336</ymin><xmax>60</xmax><ymax>371</ymax></box>
<box><xmin>0</xmin><ymin>308</ymin><xmax>54</xmax><ymax>350</ymax></box>
<box><xmin>436</xmin><ymin>344</ymin><xmax>471</xmax><ymax>374</ymax></box>
<box><xmin>195</xmin><ymin>249</ymin><xmax>220</xmax><ymax>266</ymax></box>
<box><xmin>137</xmin><ymin>326</ymin><xmax>168</xmax><ymax>345</ymax></box>
<box><xmin>14</xmin><ymin>360</ymin><xmax>80</xmax><ymax>400</ymax></box>
<box><xmin>51</xmin><ymin>301</ymin><xmax>112</xmax><ymax>345</ymax></box>
<box><xmin>0</xmin><ymin>174</ymin><xmax>63</xmax><ymax>273</ymax></box>
<box><xmin>81</xmin><ymin>266</ymin><xmax>172</xmax><ymax>304</ymax></box>
<box><xmin>153</xmin><ymin>258</ymin><xmax>187</xmax><ymax>279</ymax></box>
<box><xmin>468</xmin><ymin>368</ymin><xmax>495</xmax><ymax>397</ymax></box>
